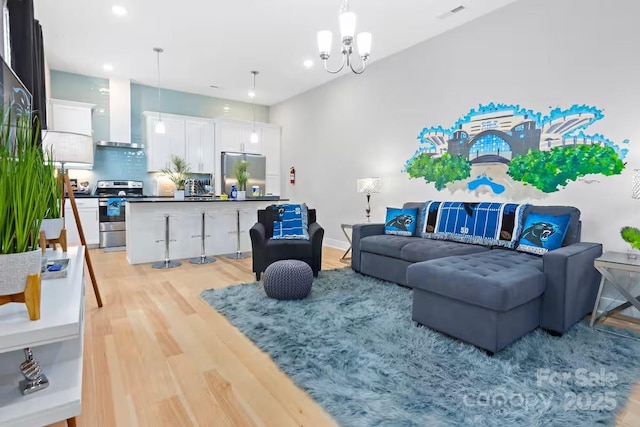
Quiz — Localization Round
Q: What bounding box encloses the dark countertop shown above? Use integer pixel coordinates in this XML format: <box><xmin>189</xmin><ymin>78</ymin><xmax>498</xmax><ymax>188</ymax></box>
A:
<box><xmin>127</xmin><ymin>196</ymin><xmax>287</xmax><ymax>203</ymax></box>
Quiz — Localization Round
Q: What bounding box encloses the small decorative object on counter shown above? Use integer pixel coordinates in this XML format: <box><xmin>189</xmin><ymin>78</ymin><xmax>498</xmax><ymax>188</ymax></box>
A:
<box><xmin>230</xmin><ymin>184</ymin><xmax>238</xmax><ymax>200</ymax></box>
<box><xmin>252</xmin><ymin>185</ymin><xmax>260</xmax><ymax>197</ymax></box>
<box><xmin>19</xmin><ymin>348</ymin><xmax>50</xmax><ymax>395</ymax></box>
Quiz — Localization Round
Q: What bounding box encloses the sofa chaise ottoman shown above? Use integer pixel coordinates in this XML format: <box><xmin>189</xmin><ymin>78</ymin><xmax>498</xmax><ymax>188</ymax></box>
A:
<box><xmin>352</xmin><ymin>202</ymin><xmax>603</xmax><ymax>353</ymax></box>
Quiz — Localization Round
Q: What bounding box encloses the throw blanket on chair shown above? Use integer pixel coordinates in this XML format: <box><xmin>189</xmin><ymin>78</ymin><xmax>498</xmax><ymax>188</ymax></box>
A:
<box><xmin>421</xmin><ymin>201</ymin><xmax>528</xmax><ymax>248</ymax></box>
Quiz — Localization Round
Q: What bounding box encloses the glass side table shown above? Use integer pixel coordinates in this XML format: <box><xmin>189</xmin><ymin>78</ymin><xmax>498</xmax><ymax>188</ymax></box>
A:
<box><xmin>340</xmin><ymin>223</ymin><xmax>354</xmax><ymax>260</ymax></box>
<box><xmin>590</xmin><ymin>251</ymin><xmax>640</xmax><ymax>339</ymax></box>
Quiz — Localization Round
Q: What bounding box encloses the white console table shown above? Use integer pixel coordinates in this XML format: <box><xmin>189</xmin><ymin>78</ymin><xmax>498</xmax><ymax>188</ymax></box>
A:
<box><xmin>0</xmin><ymin>246</ymin><xmax>86</xmax><ymax>426</ymax></box>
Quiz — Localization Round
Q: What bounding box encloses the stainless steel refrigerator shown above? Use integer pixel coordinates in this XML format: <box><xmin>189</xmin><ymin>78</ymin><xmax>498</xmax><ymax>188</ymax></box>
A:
<box><xmin>221</xmin><ymin>152</ymin><xmax>266</xmax><ymax>196</ymax></box>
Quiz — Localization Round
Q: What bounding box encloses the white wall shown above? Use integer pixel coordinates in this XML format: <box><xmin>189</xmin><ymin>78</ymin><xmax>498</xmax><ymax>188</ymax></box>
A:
<box><xmin>271</xmin><ymin>0</ymin><xmax>640</xmax><ymax>252</ymax></box>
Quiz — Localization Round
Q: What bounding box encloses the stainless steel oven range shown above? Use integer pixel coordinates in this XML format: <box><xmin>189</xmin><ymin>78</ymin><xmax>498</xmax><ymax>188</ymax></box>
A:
<box><xmin>95</xmin><ymin>180</ymin><xmax>144</xmax><ymax>248</ymax></box>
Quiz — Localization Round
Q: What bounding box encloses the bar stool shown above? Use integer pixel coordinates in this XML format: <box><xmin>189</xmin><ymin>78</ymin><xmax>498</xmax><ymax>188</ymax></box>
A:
<box><xmin>152</xmin><ymin>214</ymin><xmax>181</xmax><ymax>269</ymax></box>
<box><xmin>226</xmin><ymin>208</ymin><xmax>249</xmax><ymax>259</ymax></box>
<box><xmin>190</xmin><ymin>211</ymin><xmax>216</xmax><ymax>264</ymax></box>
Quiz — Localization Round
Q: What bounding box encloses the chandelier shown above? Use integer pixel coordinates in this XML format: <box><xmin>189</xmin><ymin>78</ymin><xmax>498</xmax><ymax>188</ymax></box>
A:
<box><xmin>153</xmin><ymin>47</ymin><xmax>165</xmax><ymax>134</ymax></box>
<box><xmin>316</xmin><ymin>0</ymin><xmax>372</xmax><ymax>75</ymax></box>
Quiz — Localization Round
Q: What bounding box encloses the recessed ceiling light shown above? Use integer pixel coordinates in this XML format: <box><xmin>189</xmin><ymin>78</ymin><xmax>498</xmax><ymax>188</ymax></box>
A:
<box><xmin>112</xmin><ymin>5</ymin><xmax>127</xmax><ymax>16</ymax></box>
<box><xmin>103</xmin><ymin>63</ymin><xmax>113</xmax><ymax>72</ymax></box>
<box><xmin>210</xmin><ymin>85</ymin><xmax>219</xmax><ymax>89</ymax></box>
<box><xmin>303</xmin><ymin>59</ymin><xmax>314</xmax><ymax>68</ymax></box>
<box><xmin>223</xmin><ymin>106</ymin><xmax>230</xmax><ymax>111</ymax></box>
<box><xmin>248</xmin><ymin>91</ymin><xmax>256</xmax><ymax>98</ymax></box>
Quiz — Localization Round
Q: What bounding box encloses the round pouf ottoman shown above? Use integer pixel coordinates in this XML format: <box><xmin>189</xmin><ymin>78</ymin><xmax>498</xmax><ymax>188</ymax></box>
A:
<box><xmin>263</xmin><ymin>260</ymin><xmax>313</xmax><ymax>300</ymax></box>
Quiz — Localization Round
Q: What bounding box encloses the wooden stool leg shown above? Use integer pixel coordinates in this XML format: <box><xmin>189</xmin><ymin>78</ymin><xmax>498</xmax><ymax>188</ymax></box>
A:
<box><xmin>59</xmin><ymin>228</ymin><xmax>67</xmax><ymax>252</ymax></box>
<box><xmin>23</xmin><ymin>274</ymin><xmax>41</xmax><ymax>321</ymax></box>
<box><xmin>66</xmin><ymin>417</ymin><xmax>77</xmax><ymax>427</ymax></box>
<box><xmin>39</xmin><ymin>231</ymin><xmax>46</xmax><ymax>254</ymax></box>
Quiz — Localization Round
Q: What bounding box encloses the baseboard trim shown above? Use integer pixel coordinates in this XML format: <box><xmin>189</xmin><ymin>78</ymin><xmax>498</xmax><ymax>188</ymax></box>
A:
<box><xmin>324</xmin><ymin>238</ymin><xmax>350</xmax><ymax>251</ymax></box>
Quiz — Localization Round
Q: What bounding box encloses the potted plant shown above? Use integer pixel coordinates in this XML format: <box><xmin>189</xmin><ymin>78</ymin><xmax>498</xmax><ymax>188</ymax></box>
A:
<box><xmin>233</xmin><ymin>160</ymin><xmax>250</xmax><ymax>200</ymax></box>
<box><xmin>621</xmin><ymin>226</ymin><xmax>640</xmax><ymax>259</ymax></box>
<box><xmin>39</xmin><ymin>151</ymin><xmax>64</xmax><ymax>239</ymax></box>
<box><xmin>161</xmin><ymin>155</ymin><xmax>191</xmax><ymax>200</ymax></box>
<box><xmin>0</xmin><ymin>110</ymin><xmax>49</xmax><ymax>319</ymax></box>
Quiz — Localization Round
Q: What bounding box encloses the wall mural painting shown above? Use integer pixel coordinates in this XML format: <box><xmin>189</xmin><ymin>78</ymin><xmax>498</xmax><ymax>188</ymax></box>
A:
<box><xmin>404</xmin><ymin>103</ymin><xmax>629</xmax><ymax>197</ymax></box>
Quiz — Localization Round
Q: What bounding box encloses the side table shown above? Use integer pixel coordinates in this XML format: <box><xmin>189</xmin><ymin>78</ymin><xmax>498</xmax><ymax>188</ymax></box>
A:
<box><xmin>590</xmin><ymin>251</ymin><xmax>640</xmax><ymax>335</ymax></box>
<box><xmin>340</xmin><ymin>224</ymin><xmax>354</xmax><ymax>260</ymax></box>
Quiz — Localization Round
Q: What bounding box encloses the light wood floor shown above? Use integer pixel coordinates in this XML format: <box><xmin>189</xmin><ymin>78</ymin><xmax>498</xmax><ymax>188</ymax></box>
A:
<box><xmin>46</xmin><ymin>247</ymin><xmax>640</xmax><ymax>427</ymax></box>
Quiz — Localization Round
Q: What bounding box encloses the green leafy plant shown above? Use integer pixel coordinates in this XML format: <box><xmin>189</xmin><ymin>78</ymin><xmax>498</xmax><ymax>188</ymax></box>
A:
<box><xmin>233</xmin><ymin>160</ymin><xmax>250</xmax><ymax>191</ymax></box>
<box><xmin>42</xmin><ymin>147</ymin><xmax>62</xmax><ymax>219</ymax></box>
<box><xmin>161</xmin><ymin>155</ymin><xmax>192</xmax><ymax>190</ymax></box>
<box><xmin>621</xmin><ymin>226</ymin><xmax>640</xmax><ymax>250</ymax></box>
<box><xmin>508</xmin><ymin>144</ymin><xmax>625</xmax><ymax>193</ymax></box>
<box><xmin>405</xmin><ymin>152</ymin><xmax>471</xmax><ymax>190</ymax></box>
<box><xmin>0</xmin><ymin>110</ymin><xmax>50</xmax><ymax>254</ymax></box>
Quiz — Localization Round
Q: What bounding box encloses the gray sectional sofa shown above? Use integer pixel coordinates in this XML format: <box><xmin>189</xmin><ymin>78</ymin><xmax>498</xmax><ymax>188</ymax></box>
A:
<box><xmin>351</xmin><ymin>202</ymin><xmax>603</xmax><ymax>353</ymax></box>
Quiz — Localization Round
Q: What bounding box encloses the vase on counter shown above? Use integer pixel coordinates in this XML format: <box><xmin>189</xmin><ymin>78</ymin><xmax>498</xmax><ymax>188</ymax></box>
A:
<box><xmin>237</xmin><ymin>190</ymin><xmax>246</xmax><ymax>201</ymax></box>
<box><xmin>174</xmin><ymin>189</ymin><xmax>185</xmax><ymax>200</ymax></box>
<box><xmin>230</xmin><ymin>185</ymin><xmax>238</xmax><ymax>200</ymax></box>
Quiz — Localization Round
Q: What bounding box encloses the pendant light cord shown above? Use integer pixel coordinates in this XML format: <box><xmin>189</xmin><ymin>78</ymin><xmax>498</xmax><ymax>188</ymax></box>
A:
<box><xmin>155</xmin><ymin>48</ymin><xmax>163</xmax><ymax>121</ymax></box>
<box><xmin>252</xmin><ymin>71</ymin><xmax>256</xmax><ymax>132</ymax></box>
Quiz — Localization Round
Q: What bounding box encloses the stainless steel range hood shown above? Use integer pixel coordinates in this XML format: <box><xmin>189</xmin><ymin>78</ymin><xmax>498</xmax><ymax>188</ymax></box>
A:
<box><xmin>96</xmin><ymin>140</ymin><xmax>144</xmax><ymax>149</ymax></box>
<box><xmin>95</xmin><ymin>78</ymin><xmax>144</xmax><ymax>149</ymax></box>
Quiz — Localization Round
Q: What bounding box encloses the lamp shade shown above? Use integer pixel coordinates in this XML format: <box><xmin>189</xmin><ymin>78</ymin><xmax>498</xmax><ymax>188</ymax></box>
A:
<box><xmin>42</xmin><ymin>130</ymin><xmax>94</xmax><ymax>169</ymax></box>
<box><xmin>357</xmin><ymin>177</ymin><xmax>382</xmax><ymax>194</ymax></box>
<box><xmin>633</xmin><ymin>169</ymin><xmax>640</xmax><ymax>199</ymax></box>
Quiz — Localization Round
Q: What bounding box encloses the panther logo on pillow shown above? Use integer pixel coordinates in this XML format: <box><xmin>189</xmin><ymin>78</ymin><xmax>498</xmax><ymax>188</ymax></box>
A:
<box><xmin>521</xmin><ymin>221</ymin><xmax>558</xmax><ymax>247</ymax></box>
<box><xmin>386</xmin><ymin>214</ymin><xmax>414</xmax><ymax>231</ymax></box>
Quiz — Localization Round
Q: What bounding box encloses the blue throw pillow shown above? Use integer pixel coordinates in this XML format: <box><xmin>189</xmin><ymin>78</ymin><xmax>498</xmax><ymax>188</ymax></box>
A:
<box><xmin>270</xmin><ymin>203</ymin><xmax>310</xmax><ymax>240</ymax></box>
<box><xmin>516</xmin><ymin>212</ymin><xmax>571</xmax><ymax>255</ymax></box>
<box><xmin>384</xmin><ymin>208</ymin><xmax>418</xmax><ymax>237</ymax></box>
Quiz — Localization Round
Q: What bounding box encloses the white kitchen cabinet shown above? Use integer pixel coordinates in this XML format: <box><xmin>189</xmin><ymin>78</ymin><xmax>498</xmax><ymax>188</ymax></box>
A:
<box><xmin>49</xmin><ymin>99</ymin><xmax>94</xmax><ymax>136</ymax></box>
<box><xmin>215</xmin><ymin>119</ymin><xmax>262</xmax><ymax>154</ymax></box>
<box><xmin>0</xmin><ymin>247</ymin><xmax>85</xmax><ymax>427</ymax></box>
<box><xmin>185</xmin><ymin>119</ymin><xmax>215</xmax><ymax>174</ymax></box>
<box><xmin>144</xmin><ymin>113</ymin><xmax>187</xmax><ymax>172</ymax></box>
<box><xmin>262</xmin><ymin>125</ymin><xmax>282</xmax><ymax>196</ymax></box>
<box><xmin>64</xmin><ymin>198</ymin><xmax>99</xmax><ymax>248</ymax></box>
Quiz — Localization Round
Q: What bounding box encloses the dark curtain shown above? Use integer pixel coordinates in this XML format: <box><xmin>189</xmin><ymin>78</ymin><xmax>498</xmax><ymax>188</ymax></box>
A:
<box><xmin>7</xmin><ymin>0</ymin><xmax>47</xmax><ymax>143</ymax></box>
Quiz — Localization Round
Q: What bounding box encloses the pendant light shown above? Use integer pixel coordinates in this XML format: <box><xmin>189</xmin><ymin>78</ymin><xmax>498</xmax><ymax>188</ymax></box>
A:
<box><xmin>250</xmin><ymin>70</ymin><xmax>259</xmax><ymax>144</ymax></box>
<box><xmin>153</xmin><ymin>47</ymin><xmax>166</xmax><ymax>134</ymax></box>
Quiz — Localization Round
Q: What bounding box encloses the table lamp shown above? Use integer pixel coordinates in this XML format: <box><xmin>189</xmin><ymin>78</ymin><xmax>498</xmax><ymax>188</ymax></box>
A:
<box><xmin>357</xmin><ymin>177</ymin><xmax>382</xmax><ymax>222</ymax></box>
<box><xmin>41</xmin><ymin>130</ymin><xmax>103</xmax><ymax>308</ymax></box>
<box><xmin>41</xmin><ymin>130</ymin><xmax>94</xmax><ymax>174</ymax></box>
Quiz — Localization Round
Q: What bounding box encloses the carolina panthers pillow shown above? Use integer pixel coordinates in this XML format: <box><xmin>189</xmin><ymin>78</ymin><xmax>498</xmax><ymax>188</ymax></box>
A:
<box><xmin>516</xmin><ymin>212</ymin><xmax>571</xmax><ymax>255</ymax></box>
<box><xmin>384</xmin><ymin>208</ymin><xmax>418</xmax><ymax>237</ymax></box>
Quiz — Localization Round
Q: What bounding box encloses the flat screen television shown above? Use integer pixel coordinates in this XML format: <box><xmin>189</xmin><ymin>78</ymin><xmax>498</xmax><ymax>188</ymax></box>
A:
<box><xmin>0</xmin><ymin>54</ymin><xmax>31</xmax><ymax>122</ymax></box>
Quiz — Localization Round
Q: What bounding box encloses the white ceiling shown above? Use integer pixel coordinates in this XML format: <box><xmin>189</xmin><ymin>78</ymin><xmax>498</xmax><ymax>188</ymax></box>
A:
<box><xmin>34</xmin><ymin>0</ymin><xmax>518</xmax><ymax>106</ymax></box>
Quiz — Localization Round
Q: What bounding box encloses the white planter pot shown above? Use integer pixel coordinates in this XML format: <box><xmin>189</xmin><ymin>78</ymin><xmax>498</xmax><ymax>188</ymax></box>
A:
<box><xmin>40</xmin><ymin>217</ymin><xmax>64</xmax><ymax>240</ymax></box>
<box><xmin>0</xmin><ymin>249</ymin><xmax>42</xmax><ymax>295</ymax></box>
<box><xmin>237</xmin><ymin>190</ymin><xmax>246</xmax><ymax>201</ymax></box>
<box><xmin>174</xmin><ymin>190</ymin><xmax>185</xmax><ymax>200</ymax></box>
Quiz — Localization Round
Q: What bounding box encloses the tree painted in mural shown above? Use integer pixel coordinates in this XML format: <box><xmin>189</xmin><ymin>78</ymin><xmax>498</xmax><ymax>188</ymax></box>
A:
<box><xmin>508</xmin><ymin>145</ymin><xmax>625</xmax><ymax>193</ymax></box>
<box><xmin>405</xmin><ymin>103</ymin><xmax>629</xmax><ymax>194</ymax></box>
<box><xmin>406</xmin><ymin>152</ymin><xmax>470</xmax><ymax>190</ymax></box>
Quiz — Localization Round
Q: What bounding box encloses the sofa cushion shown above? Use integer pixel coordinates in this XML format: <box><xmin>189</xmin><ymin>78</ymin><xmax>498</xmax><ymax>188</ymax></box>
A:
<box><xmin>407</xmin><ymin>251</ymin><xmax>545</xmax><ymax>311</ymax></box>
<box><xmin>384</xmin><ymin>207</ymin><xmax>419</xmax><ymax>236</ymax></box>
<box><xmin>523</xmin><ymin>205</ymin><xmax>580</xmax><ymax>246</ymax></box>
<box><xmin>516</xmin><ymin>212</ymin><xmax>571</xmax><ymax>255</ymax></box>
<box><xmin>400</xmin><ymin>239</ymin><xmax>490</xmax><ymax>263</ymax></box>
<box><xmin>360</xmin><ymin>235</ymin><xmax>417</xmax><ymax>258</ymax></box>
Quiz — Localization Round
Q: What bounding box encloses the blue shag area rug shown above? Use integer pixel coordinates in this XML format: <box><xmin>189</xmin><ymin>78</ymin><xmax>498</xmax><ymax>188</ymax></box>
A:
<box><xmin>200</xmin><ymin>268</ymin><xmax>640</xmax><ymax>427</ymax></box>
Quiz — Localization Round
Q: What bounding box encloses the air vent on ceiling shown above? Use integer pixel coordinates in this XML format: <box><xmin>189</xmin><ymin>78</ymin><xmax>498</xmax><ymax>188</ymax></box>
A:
<box><xmin>437</xmin><ymin>5</ymin><xmax>466</xmax><ymax>19</ymax></box>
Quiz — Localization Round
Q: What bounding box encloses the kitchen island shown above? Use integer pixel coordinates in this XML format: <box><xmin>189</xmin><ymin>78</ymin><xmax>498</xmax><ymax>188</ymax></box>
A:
<box><xmin>126</xmin><ymin>197</ymin><xmax>288</xmax><ymax>264</ymax></box>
